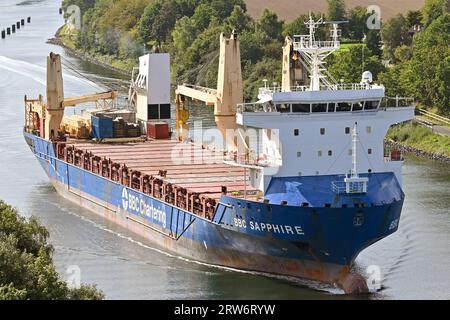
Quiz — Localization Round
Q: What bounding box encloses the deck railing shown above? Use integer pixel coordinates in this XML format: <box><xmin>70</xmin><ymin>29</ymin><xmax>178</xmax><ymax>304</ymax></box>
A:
<box><xmin>258</xmin><ymin>83</ymin><xmax>377</xmax><ymax>96</ymax></box>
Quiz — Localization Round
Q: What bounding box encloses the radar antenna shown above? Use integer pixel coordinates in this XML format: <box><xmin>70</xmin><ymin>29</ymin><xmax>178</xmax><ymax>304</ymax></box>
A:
<box><xmin>293</xmin><ymin>15</ymin><xmax>348</xmax><ymax>91</ymax></box>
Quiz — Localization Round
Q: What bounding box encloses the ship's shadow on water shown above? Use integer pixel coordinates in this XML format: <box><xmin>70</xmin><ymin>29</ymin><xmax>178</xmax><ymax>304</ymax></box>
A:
<box><xmin>27</xmin><ymin>183</ymin><xmax>375</xmax><ymax>299</ymax></box>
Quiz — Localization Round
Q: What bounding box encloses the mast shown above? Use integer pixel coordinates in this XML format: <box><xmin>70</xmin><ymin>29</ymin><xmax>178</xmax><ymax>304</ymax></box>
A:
<box><xmin>351</xmin><ymin>123</ymin><xmax>359</xmax><ymax>178</ymax></box>
<box><xmin>293</xmin><ymin>15</ymin><xmax>347</xmax><ymax>91</ymax></box>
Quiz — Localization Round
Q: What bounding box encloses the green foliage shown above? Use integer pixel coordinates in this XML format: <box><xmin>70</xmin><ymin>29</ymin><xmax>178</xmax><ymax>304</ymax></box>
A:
<box><xmin>243</xmin><ymin>58</ymin><xmax>281</xmax><ymax>102</ymax></box>
<box><xmin>327</xmin><ymin>45</ymin><xmax>385</xmax><ymax>83</ymax></box>
<box><xmin>347</xmin><ymin>6</ymin><xmax>369</xmax><ymax>41</ymax></box>
<box><xmin>226</xmin><ymin>5</ymin><xmax>252</xmax><ymax>33</ymax></box>
<box><xmin>365</xmin><ymin>30</ymin><xmax>382</xmax><ymax>57</ymax></box>
<box><xmin>256</xmin><ymin>9</ymin><xmax>283</xmax><ymax>41</ymax></box>
<box><xmin>326</xmin><ymin>0</ymin><xmax>346</xmax><ymax>21</ymax></box>
<box><xmin>0</xmin><ymin>201</ymin><xmax>104</xmax><ymax>300</ymax></box>
<box><xmin>402</xmin><ymin>14</ymin><xmax>450</xmax><ymax>114</ymax></box>
<box><xmin>138</xmin><ymin>0</ymin><xmax>179</xmax><ymax>45</ymax></box>
<box><xmin>387</xmin><ymin>121</ymin><xmax>450</xmax><ymax>157</ymax></box>
<box><xmin>422</xmin><ymin>0</ymin><xmax>450</xmax><ymax>26</ymax></box>
<box><xmin>62</xmin><ymin>0</ymin><xmax>96</xmax><ymax>14</ymax></box>
<box><xmin>406</xmin><ymin>10</ymin><xmax>423</xmax><ymax>27</ymax></box>
<box><xmin>381</xmin><ymin>14</ymin><xmax>411</xmax><ymax>62</ymax></box>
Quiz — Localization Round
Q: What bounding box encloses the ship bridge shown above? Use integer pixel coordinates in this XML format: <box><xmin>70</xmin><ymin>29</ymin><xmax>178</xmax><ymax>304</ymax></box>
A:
<box><xmin>228</xmin><ymin>16</ymin><xmax>416</xmax><ymax>194</ymax></box>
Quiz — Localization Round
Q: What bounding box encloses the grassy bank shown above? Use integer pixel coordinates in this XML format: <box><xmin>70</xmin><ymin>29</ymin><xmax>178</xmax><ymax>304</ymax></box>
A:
<box><xmin>57</xmin><ymin>25</ymin><xmax>135</xmax><ymax>73</ymax></box>
<box><xmin>387</xmin><ymin>121</ymin><xmax>450</xmax><ymax>158</ymax></box>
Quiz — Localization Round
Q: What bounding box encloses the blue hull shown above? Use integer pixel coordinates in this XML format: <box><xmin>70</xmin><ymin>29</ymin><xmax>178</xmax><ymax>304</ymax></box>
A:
<box><xmin>24</xmin><ymin>132</ymin><xmax>404</xmax><ymax>292</ymax></box>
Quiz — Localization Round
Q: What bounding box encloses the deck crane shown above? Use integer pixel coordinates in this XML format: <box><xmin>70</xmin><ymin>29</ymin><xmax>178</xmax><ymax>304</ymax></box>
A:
<box><xmin>24</xmin><ymin>53</ymin><xmax>118</xmax><ymax>139</ymax></box>
<box><xmin>175</xmin><ymin>32</ymin><xmax>243</xmax><ymax>151</ymax></box>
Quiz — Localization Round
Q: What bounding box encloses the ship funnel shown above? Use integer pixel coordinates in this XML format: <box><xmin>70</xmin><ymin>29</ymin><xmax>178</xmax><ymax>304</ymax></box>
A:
<box><xmin>45</xmin><ymin>52</ymin><xmax>64</xmax><ymax>139</ymax></box>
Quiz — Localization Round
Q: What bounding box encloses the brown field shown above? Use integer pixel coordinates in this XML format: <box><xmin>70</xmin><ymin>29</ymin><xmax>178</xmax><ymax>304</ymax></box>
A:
<box><xmin>245</xmin><ymin>0</ymin><xmax>424</xmax><ymax>21</ymax></box>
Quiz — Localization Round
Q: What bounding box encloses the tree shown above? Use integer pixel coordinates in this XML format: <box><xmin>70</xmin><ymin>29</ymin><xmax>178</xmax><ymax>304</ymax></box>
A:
<box><xmin>172</xmin><ymin>16</ymin><xmax>199</xmax><ymax>53</ymax></box>
<box><xmin>62</xmin><ymin>0</ymin><xmax>96</xmax><ymax>15</ymax></box>
<box><xmin>422</xmin><ymin>0</ymin><xmax>450</xmax><ymax>26</ymax></box>
<box><xmin>0</xmin><ymin>201</ymin><xmax>104</xmax><ymax>300</ymax></box>
<box><xmin>381</xmin><ymin>14</ymin><xmax>411</xmax><ymax>62</ymax></box>
<box><xmin>327</xmin><ymin>45</ymin><xmax>385</xmax><ymax>83</ymax></box>
<box><xmin>365</xmin><ymin>29</ymin><xmax>382</xmax><ymax>57</ymax></box>
<box><xmin>402</xmin><ymin>13</ymin><xmax>450</xmax><ymax>114</ymax></box>
<box><xmin>137</xmin><ymin>1</ymin><xmax>162</xmax><ymax>44</ymax></box>
<box><xmin>243</xmin><ymin>58</ymin><xmax>281</xmax><ymax>101</ymax></box>
<box><xmin>256</xmin><ymin>9</ymin><xmax>283</xmax><ymax>41</ymax></box>
<box><xmin>226</xmin><ymin>5</ymin><xmax>252</xmax><ymax>33</ymax></box>
<box><xmin>347</xmin><ymin>6</ymin><xmax>369</xmax><ymax>41</ymax></box>
<box><xmin>191</xmin><ymin>3</ymin><xmax>218</xmax><ymax>31</ymax></box>
<box><xmin>326</xmin><ymin>0</ymin><xmax>346</xmax><ymax>20</ymax></box>
<box><xmin>208</xmin><ymin>0</ymin><xmax>246</xmax><ymax>21</ymax></box>
<box><xmin>406</xmin><ymin>10</ymin><xmax>423</xmax><ymax>28</ymax></box>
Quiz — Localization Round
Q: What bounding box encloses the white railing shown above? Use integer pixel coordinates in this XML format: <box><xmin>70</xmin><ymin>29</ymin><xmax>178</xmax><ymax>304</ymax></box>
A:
<box><xmin>293</xmin><ymin>36</ymin><xmax>339</xmax><ymax>50</ymax></box>
<box><xmin>381</xmin><ymin>96</ymin><xmax>415</xmax><ymax>108</ymax></box>
<box><xmin>258</xmin><ymin>83</ymin><xmax>377</xmax><ymax>96</ymax></box>
<box><xmin>331</xmin><ymin>180</ymin><xmax>367</xmax><ymax>194</ymax></box>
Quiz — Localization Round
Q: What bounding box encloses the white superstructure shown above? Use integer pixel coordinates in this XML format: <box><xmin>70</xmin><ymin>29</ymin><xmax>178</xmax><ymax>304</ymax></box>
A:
<box><xmin>233</xmin><ymin>17</ymin><xmax>415</xmax><ymax>193</ymax></box>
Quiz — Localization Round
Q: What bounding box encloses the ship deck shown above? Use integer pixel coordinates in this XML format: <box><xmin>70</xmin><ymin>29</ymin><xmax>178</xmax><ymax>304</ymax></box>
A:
<box><xmin>68</xmin><ymin>138</ymin><xmax>259</xmax><ymax>201</ymax></box>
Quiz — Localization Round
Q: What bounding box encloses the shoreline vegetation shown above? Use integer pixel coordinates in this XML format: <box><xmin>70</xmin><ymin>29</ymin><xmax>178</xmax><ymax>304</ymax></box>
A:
<box><xmin>53</xmin><ymin>0</ymin><xmax>450</xmax><ymax>163</ymax></box>
<box><xmin>386</xmin><ymin>122</ymin><xmax>450</xmax><ymax>162</ymax></box>
<box><xmin>0</xmin><ymin>201</ymin><xmax>104</xmax><ymax>300</ymax></box>
<box><xmin>48</xmin><ymin>26</ymin><xmax>132</xmax><ymax>77</ymax></box>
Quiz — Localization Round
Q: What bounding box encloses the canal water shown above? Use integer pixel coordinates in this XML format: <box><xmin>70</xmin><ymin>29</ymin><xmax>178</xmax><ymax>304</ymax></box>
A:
<box><xmin>0</xmin><ymin>0</ymin><xmax>449</xmax><ymax>299</ymax></box>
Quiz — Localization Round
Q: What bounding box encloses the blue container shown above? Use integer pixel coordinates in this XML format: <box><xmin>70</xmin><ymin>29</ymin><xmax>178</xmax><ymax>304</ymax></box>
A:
<box><xmin>91</xmin><ymin>115</ymin><xmax>113</xmax><ymax>139</ymax></box>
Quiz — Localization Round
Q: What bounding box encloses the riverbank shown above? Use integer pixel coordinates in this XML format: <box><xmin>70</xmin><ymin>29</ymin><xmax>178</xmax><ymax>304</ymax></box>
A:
<box><xmin>47</xmin><ymin>25</ymin><xmax>132</xmax><ymax>77</ymax></box>
<box><xmin>386</xmin><ymin>121</ymin><xmax>450</xmax><ymax>163</ymax></box>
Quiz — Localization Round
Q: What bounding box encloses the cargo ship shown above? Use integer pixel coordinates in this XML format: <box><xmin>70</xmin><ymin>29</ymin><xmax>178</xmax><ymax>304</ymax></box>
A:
<box><xmin>23</xmin><ymin>18</ymin><xmax>415</xmax><ymax>293</ymax></box>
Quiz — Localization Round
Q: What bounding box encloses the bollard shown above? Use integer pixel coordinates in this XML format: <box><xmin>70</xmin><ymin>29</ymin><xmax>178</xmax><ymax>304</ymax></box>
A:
<box><xmin>27</xmin><ymin>17</ymin><xmax>31</xmax><ymax>23</ymax></box>
<box><xmin>1</xmin><ymin>30</ymin><xmax>5</xmax><ymax>39</ymax></box>
<box><xmin>21</xmin><ymin>19</ymin><xmax>25</xmax><ymax>26</ymax></box>
<box><xmin>7</xmin><ymin>27</ymin><xmax>11</xmax><ymax>35</ymax></box>
<box><xmin>12</xmin><ymin>24</ymin><xmax>16</xmax><ymax>33</ymax></box>
<box><xmin>16</xmin><ymin>22</ymin><xmax>20</xmax><ymax>29</ymax></box>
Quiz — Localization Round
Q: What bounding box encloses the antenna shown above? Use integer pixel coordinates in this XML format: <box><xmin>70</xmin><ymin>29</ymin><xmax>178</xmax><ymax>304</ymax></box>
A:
<box><xmin>343</xmin><ymin>122</ymin><xmax>369</xmax><ymax>194</ymax></box>
<box><xmin>293</xmin><ymin>16</ymin><xmax>347</xmax><ymax>90</ymax></box>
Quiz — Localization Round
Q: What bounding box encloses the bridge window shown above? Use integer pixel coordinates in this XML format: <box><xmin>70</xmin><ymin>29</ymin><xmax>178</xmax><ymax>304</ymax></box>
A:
<box><xmin>294</xmin><ymin>129</ymin><xmax>299</xmax><ymax>136</ymax></box>
<box><xmin>336</xmin><ymin>102</ymin><xmax>351</xmax><ymax>112</ymax></box>
<box><xmin>349</xmin><ymin>149</ymin><xmax>353</xmax><ymax>156</ymax></box>
<box><xmin>312</xmin><ymin>103</ymin><xmax>327</xmax><ymax>112</ymax></box>
<box><xmin>320</xmin><ymin>128</ymin><xmax>325</xmax><ymax>135</ymax></box>
<box><xmin>328</xmin><ymin>150</ymin><xmax>333</xmax><ymax>156</ymax></box>
<box><xmin>352</xmin><ymin>101</ymin><xmax>364</xmax><ymax>111</ymax></box>
<box><xmin>297</xmin><ymin>151</ymin><xmax>302</xmax><ymax>158</ymax></box>
<box><xmin>276</xmin><ymin>104</ymin><xmax>291</xmax><ymax>113</ymax></box>
<box><xmin>366</xmin><ymin>126</ymin><xmax>372</xmax><ymax>134</ymax></box>
<box><xmin>292</xmin><ymin>103</ymin><xmax>310</xmax><ymax>113</ymax></box>
<box><xmin>318</xmin><ymin>150</ymin><xmax>323</xmax><ymax>157</ymax></box>
<box><xmin>328</xmin><ymin>103</ymin><xmax>336</xmax><ymax>112</ymax></box>
<box><xmin>368</xmin><ymin>148</ymin><xmax>373</xmax><ymax>155</ymax></box>
<box><xmin>365</xmin><ymin>100</ymin><xmax>380</xmax><ymax>110</ymax></box>
<box><xmin>345</xmin><ymin>127</ymin><xmax>350</xmax><ymax>134</ymax></box>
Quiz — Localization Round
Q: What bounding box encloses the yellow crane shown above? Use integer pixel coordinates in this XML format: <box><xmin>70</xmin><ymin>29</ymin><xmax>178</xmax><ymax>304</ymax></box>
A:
<box><xmin>24</xmin><ymin>52</ymin><xmax>118</xmax><ymax>139</ymax></box>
